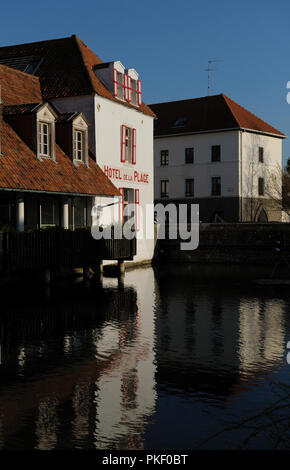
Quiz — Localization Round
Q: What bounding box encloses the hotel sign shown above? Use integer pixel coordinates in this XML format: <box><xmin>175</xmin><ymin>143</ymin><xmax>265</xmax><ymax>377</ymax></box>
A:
<box><xmin>103</xmin><ymin>165</ymin><xmax>149</xmax><ymax>184</ymax></box>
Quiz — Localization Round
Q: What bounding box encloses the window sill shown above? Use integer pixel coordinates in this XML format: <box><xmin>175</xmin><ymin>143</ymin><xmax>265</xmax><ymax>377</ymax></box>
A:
<box><xmin>37</xmin><ymin>155</ymin><xmax>57</xmax><ymax>162</ymax></box>
<box><xmin>73</xmin><ymin>159</ymin><xmax>89</xmax><ymax>167</ymax></box>
<box><xmin>122</xmin><ymin>161</ymin><xmax>136</xmax><ymax>166</ymax></box>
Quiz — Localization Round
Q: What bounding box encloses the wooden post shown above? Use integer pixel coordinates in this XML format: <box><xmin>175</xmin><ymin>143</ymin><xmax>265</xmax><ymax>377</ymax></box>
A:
<box><xmin>118</xmin><ymin>260</ymin><xmax>125</xmax><ymax>275</ymax></box>
<box><xmin>118</xmin><ymin>273</ymin><xmax>125</xmax><ymax>288</ymax></box>
<box><xmin>44</xmin><ymin>269</ymin><xmax>51</xmax><ymax>284</ymax></box>
<box><xmin>16</xmin><ymin>197</ymin><xmax>24</xmax><ymax>232</ymax></box>
<box><xmin>61</xmin><ymin>198</ymin><xmax>69</xmax><ymax>229</ymax></box>
<box><xmin>83</xmin><ymin>265</ymin><xmax>91</xmax><ymax>279</ymax></box>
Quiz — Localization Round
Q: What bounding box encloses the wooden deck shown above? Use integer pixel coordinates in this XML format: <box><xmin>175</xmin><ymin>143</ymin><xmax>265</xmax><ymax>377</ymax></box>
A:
<box><xmin>0</xmin><ymin>230</ymin><xmax>136</xmax><ymax>274</ymax></box>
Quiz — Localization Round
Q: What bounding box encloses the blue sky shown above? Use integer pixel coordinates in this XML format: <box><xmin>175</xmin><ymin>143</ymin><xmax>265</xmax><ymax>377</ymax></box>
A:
<box><xmin>1</xmin><ymin>0</ymin><xmax>290</xmax><ymax>164</ymax></box>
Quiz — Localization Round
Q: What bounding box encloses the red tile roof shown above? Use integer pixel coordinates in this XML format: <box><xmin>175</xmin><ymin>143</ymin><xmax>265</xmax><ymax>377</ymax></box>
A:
<box><xmin>3</xmin><ymin>103</ymin><xmax>41</xmax><ymax>115</ymax></box>
<box><xmin>0</xmin><ymin>64</ymin><xmax>42</xmax><ymax>105</ymax></box>
<box><xmin>150</xmin><ymin>94</ymin><xmax>285</xmax><ymax>138</ymax></box>
<box><xmin>0</xmin><ymin>35</ymin><xmax>155</xmax><ymax>117</ymax></box>
<box><xmin>0</xmin><ymin>65</ymin><xmax>119</xmax><ymax>197</ymax></box>
<box><xmin>0</xmin><ymin>117</ymin><xmax>120</xmax><ymax>196</ymax></box>
<box><xmin>55</xmin><ymin>112</ymin><xmax>79</xmax><ymax>122</ymax></box>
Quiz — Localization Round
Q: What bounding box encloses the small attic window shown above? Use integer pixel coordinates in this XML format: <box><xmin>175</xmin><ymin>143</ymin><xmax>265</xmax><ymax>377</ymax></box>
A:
<box><xmin>113</xmin><ymin>70</ymin><xmax>126</xmax><ymax>100</ymax></box>
<box><xmin>0</xmin><ymin>56</ymin><xmax>40</xmax><ymax>74</ymax></box>
<box><xmin>172</xmin><ymin>117</ymin><xmax>187</xmax><ymax>128</ymax></box>
<box><xmin>24</xmin><ymin>60</ymin><xmax>40</xmax><ymax>75</ymax></box>
<box><xmin>38</xmin><ymin>122</ymin><xmax>52</xmax><ymax>157</ymax></box>
<box><xmin>72</xmin><ymin>117</ymin><xmax>88</xmax><ymax>164</ymax></box>
<box><xmin>73</xmin><ymin>129</ymin><xmax>85</xmax><ymax>162</ymax></box>
<box><xmin>113</xmin><ymin>67</ymin><xmax>142</xmax><ymax>106</ymax></box>
<box><xmin>36</xmin><ymin>104</ymin><xmax>56</xmax><ymax>160</ymax></box>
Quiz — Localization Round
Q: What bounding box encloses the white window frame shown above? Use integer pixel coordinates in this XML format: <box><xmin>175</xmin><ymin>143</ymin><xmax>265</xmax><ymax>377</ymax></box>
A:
<box><xmin>73</xmin><ymin>129</ymin><xmax>85</xmax><ymax>162</ymax></box>
<box><xmin>38</xmin><ymin>121</ymin><xmax>51</xmax><ymax>157</ymax></box>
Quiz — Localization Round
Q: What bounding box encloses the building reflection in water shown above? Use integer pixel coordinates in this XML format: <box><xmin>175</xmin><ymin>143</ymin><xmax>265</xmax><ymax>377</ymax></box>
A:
<box><xmin>0</xmin><ymin>265</ymin><xmax>289</xmax><ymax>449</ymax></box>
<box><xmin>153</xmin><ymin>265</ymin><xmax>290</xmax><ymax>398</ymax></box>
<box><xmin>0</xmin><ymin>269</ymin><xmax>157</xmax><ymax>450</ymax></box>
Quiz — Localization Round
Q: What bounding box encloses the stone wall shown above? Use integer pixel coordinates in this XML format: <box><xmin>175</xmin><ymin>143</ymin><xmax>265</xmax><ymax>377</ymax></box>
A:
<box><xmin>155</xmin><ymin>223</ymin><xmax>290</xmax><ymax>265</ymax></box>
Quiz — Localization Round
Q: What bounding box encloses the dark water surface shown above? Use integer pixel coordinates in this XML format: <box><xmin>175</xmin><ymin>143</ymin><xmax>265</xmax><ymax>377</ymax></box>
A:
<box><xmin>0</xmin><ymin>264</ymin><xmax>290</xmax><ymax>450</ymax></box>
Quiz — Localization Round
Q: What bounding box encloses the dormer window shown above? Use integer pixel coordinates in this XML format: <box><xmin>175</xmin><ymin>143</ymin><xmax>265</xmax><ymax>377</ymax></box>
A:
<box><xmin>172</xmin><ymin>117</ymin><xmax>187</xmax><ymax>128</ymax></box>
<box><xmin>73</xmin><ymin>129</ymin><xmax>85</xmax><ymax>161</ymax></box>
<box><xmin>127</xmin><ymin>68</ymin><xmax>142</xmax><ymax>106</ymax></box>
<box><xmin>36</xmin><ymin>104</ymin><xmax>56</xmax><ymax>159</ymax></box>
<box><xmin>70</xmin><ymin>114</ymin><xmax>89</xmax><ymax>164</ymax></box>
<box><xmin>129</xmin><ymin>78</ymin><xmax>139</xmax><ymax>106</ymax></box>
<box><xmin>117</xmin><ymin>71</ymin><xmax>125</xmax><ymax>100</ymax></box>
<box><xmin>112</xmin><ymin>64</ymin><xmax>142</xmax><ymax>106</ymax></box>
<box><xmin>113</xmin><ymin>69</ymin><xmax>126</xmax><ymax>101</ymax></box>
<box><xmin>38</xmin><ymin>122</ymin><xmax>51</xmax><ymax>156</ymax></box>
<box><xmin>55</xmin><ymin>111</ymin><xmax>89</xmax><ymax>164</ymax></box>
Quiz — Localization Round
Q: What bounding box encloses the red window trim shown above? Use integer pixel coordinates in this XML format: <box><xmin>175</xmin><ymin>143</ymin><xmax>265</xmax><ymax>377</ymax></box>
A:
<box><xmin>132</xmin><ymin>128</ymin><xmax>136</xmax><ymax>165</ymax></box>
<box><xmin>127</xmin><ymin>75</ymin><xmax>132</xmax><ymax>103</ymax></box>
<box><xmin>113</xmin><ymin>68</ymin><xmax>142</xmax><ymax>106</ymax></box>
<box><xmin>121</xmin><ymin>125</ymin><xmax>127</xmax><ymax>162</ymax></box>
<box><xmin>124</xmin><ymin>74</ymin><xmax>129</xmax><ymax>101</ymax></box>
<box><xmin>135</xmin><ymin>189</ymin><xmax>140</xmax><ymax>232</ymax></box>
<box><xmin>113</xmin><ymin>68</ymin><xmax>119</xmax><ymax>96</ymax></box>
<box><xmin>113</xmin><ymin>68</ymin><xmax>126</xmax><ymax>98</ymax></box>
<box><xmin>121</xmin><ymin>126</ymin><xmax>136</xmax><ymax>165</ymax></box>
<box><xmin>137</xmin><ymin>80</ymin><xmax>142</xmax><ymax>106</ymax></box>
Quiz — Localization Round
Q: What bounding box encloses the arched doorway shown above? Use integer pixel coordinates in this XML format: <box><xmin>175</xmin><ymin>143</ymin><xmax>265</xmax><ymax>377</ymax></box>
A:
<box><xmin>257</xmin><ymin>208</ymin><xmax>268</xmax><ymax>223</ymax></box>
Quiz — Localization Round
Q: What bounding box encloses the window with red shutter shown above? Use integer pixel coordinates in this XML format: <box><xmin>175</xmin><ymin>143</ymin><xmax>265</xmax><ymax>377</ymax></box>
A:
<box><xmin>113</xmin><ymin>69</ymin><xmax>126</xmax><ymax>100</ymax></box>
<box><xmin>132</xmin><ymin>128</ymin><xmax>136</xmax><ymax>164</ymax></box>
<box><xmin>124</xmin><ymin>74</ymin><xmax>129</xmax><ymax>101</ymax></box>
<box><xmin>137</xmin><ymin>80</ymin><xmax>142</xmax><ymax>106</ymax></box>
<box><xmin>121</xmin><ymin>126</ymin><xmax>136</xmax><ymax>164</ymax></box>
<box><xmin>121</xmin><ymin>125</ymin><xmax>127</xmax><ymax>162</ymax></box>
<box><xmin>127</xmin><ymin>75</ymin><xmax>132</xmax><ymax>103</ymax></box>
<box><xmin>113</xmin><ymin>69</ymin><xmax>118</xmax><ymax>97</ymax></box>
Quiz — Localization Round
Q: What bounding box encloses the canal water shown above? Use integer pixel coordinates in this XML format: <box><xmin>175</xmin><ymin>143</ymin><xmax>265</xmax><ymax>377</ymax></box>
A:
<box><xmin>0</xmin><ymin>264</ymin><xmax>290</xmax><ymax>450</ymax></box>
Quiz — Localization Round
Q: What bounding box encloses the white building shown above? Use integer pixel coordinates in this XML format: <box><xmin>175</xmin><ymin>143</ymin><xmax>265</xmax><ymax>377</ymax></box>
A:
<box><xmin>150</xmin><ymin>94</ymin><xmax>286</xmax><ymax>222</ymax></box>
<box><xmin>0</xmin><ymin>36</ymin><xmax>155</xmax><ymax>263</ymax></box>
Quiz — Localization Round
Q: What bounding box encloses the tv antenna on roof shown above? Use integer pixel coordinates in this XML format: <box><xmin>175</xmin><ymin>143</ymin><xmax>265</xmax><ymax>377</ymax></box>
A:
<box><xmin>205</xmin><ymin>59</ymin><xmax>223</xmax><ymax>95</ymax></box>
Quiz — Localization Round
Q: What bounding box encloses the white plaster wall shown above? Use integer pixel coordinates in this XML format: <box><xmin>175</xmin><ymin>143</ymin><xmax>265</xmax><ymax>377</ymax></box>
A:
<box><xmin>94</xmin><ymin>95</ymin><xmax>155</xmax><ymax>262</ymax></box>
<box><xmin>154</xmin><ymin>130</ymin><xmax>284</xmax><ymax>203</ymax></box>
<box><xmin>240</xmin><ymin>131</ymin><xmax>283</xmax><ymax>199</ymax></box>
<box><xmin>94</xmin><ymin>268</ymin><xmax>156</xmax><ymax>448</ymax></box>
<box><xmin>52</xmin><ymin>94</ymin><xmax>155</xmax><ymax>263</ymax></box>
<box><xmin>154</xmin><ymin>131</ymin><xmax>240</xmax><ymax>199</ymax></box>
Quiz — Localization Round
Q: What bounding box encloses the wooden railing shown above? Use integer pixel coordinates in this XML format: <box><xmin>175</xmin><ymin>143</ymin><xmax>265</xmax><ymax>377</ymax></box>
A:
<box><xmin>0</xmin><ymin>230</ymin><xmax>136</xmax><ymax>274</ymax></box>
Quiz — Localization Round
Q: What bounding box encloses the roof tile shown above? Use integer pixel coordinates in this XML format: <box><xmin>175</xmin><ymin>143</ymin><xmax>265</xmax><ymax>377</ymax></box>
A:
<box><xmin>150</xmin><ymin>94</ymin><xmax>285</xmax><ymax>137</ymax></box>
<box><xmin>0</xmin><ymin>117</ymin><xmax>120</xmax><ymax>196</ymax></box>
<box><xmin>0</xmin><ymin>35</ymin><xmax>155</xmax><ymax>117</ymax></box>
